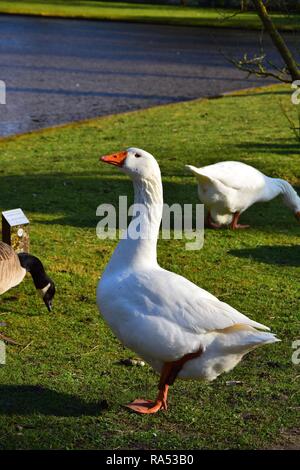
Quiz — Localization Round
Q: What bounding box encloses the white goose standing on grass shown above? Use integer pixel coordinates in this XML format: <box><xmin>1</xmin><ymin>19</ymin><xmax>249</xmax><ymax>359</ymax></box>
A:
<box><xmin>186</xmin><ymin>161</ymin><xmax>300</xmax><ymax>229</ymax></box>
<box><xmin>98</xmin><ymin>148</ymin><xmax>279</xmax><ymax>414</ymax></box>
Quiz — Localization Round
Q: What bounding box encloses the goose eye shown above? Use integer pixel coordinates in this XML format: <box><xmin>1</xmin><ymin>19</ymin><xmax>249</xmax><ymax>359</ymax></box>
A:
<box><xmin>134</xmin><ymin>153</ymin><xmax>142</xmax><ymax>158</ymax></box>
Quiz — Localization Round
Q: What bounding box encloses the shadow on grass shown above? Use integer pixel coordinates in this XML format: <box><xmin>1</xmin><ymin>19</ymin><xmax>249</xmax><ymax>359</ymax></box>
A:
<box><xmin>0</xmin><ymin>172</ymin><xmax>196</xmax><ymax>228</ymax></box>
<box><xmin>237</xmin><ymin>141</ymin><xmax>300</xmax><ymax>155</ymax></box>
<box><xmin>0</xmin><ymin>172</ymin><xmax>298</xmax><ymax>232</ymax></box>
<box><xmin>0</xmin><ymin>385</ymin><xmax>107</xmax><ymax>416</ymax></box>
<box><xmin>229</xmin><ymin>245</ymin><xmax>300</xmax><ymax>267</ymax></box>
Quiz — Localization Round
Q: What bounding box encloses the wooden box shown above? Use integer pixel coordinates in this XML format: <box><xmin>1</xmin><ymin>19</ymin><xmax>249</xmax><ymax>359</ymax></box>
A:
<box><xmin>2</xmin><ymin>208</ymin><xmax>30</xmax><ymax>253</ymax></box>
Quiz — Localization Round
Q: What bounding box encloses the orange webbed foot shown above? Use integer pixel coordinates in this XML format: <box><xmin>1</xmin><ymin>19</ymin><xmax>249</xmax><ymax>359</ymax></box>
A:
<box><xmin>125</xmin><ymin>398</ymin><xmax>164</xmax><ymax>414</ymax></box>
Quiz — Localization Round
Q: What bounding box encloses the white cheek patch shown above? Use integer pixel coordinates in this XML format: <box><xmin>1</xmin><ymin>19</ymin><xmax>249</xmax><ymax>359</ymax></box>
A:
<box><xmin>38</xmin><ymin>283</ymin><xmax>51</xmax><ymax>298</ymax></box>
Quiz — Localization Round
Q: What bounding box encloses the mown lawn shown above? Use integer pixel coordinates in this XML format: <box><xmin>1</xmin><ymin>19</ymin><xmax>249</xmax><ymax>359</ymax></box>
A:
<box><xmin>0</xmin><ymin>0</ymin><xmax>300</xmax><ymax>31</ymax></box>
<box><xmin>0</xmin><ymin>85</ymin><xmax>299</xmax><ymax>449</ymax></box>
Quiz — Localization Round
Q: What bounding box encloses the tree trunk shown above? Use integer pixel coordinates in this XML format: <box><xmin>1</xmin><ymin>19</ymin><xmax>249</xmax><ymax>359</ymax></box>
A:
<box><xmin>251</xmin><ymin>0</ymin><xmax>300</xmax><ymax>81</ymax></box>
<box><xmin>241</xmin><ymin>1</ymin><xmax>247</xmax><ymax>11</ymax></box>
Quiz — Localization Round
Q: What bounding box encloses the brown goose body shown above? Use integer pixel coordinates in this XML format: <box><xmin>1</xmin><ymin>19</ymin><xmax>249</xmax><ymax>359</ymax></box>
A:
<box><xmin>0</xmin><ymin>242</ymin><xmax>26</xmax><ymax>295</ymax></box>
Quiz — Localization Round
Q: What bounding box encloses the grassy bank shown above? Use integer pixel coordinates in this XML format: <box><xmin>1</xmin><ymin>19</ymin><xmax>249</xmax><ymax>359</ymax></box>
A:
<box><xmin>0</xmin><ymin>0</ymin><xmax>300</xmax><ymax>31</ymax></box>
<box><xmin>0</xmin><ymin>85</ymin><xmax>299</xmax><ymax>449</ymax></box>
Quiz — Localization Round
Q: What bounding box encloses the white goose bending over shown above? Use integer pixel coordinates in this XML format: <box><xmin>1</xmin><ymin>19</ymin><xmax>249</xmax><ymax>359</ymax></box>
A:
<box><xmin>98</xmin><ymin>148</ymin><xmax>279</xmax><ymax>414</ymax></box>
<box><xmin>186</xmin><ymin>161</ymin><xmax>300</xmax><ymax>229</ymax></box>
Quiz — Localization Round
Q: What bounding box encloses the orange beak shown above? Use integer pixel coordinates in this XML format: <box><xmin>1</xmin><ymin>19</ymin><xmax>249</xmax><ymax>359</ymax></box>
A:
<box><xmin>295</xmin><ymin>211</ymin><xmax>300</xmax><ymax>221</ymax></box>
<box><xmin>100</xmin><ymin>150</ymin><xmax>127</xmax><ymax>167</ymax></box>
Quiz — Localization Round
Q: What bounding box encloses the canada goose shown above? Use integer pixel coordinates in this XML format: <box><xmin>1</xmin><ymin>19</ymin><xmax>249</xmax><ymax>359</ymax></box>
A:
<box><xmin>0</xmin><ymin>241</ymin><xmax>55</xmax><ymax>312</ymax></box>
<box><xmin>98</xmin><ymin>148</ymin><xmax>279</xmax><ymax>414</ymax></box>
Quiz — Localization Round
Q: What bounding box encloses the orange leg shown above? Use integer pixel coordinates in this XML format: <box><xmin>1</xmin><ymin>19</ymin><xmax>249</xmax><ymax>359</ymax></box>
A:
<box><xmin>126</xmin><ymin>347</ymin><xmax>203</xmax><ymax>415</ymax></box>
<box><xmin>125</xmin><ymin>384</ymin><xmax>169</xmax><ymax>414</ymax></box>
<box><xmin>230</xmin><ymin>211</ymin><xmax>250</xmax><ymax>230</ymax></box>
<box><xmin>205</xmin><ymin>211</ymin><xmax>222</xmax><ymax>229</ymax></box>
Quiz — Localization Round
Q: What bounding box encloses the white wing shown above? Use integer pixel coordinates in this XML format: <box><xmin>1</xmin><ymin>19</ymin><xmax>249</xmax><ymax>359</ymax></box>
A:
<box><xmin>102</xmin><ymin>267</ymin><xmax>269</xmax><ymax>334</ymax></box>
<box><xmin>186</xmin><ymin>161</ymin><xmax>266</xmax><ymax>192</ymax></box>
<box><xmin>99</xmin><ymin>267</ymin><xmax>271</xmax><ymax>363</ymax></box>
<box><xmin>134</xmin><ymin>268</ymin><xmax>268</xmax><ymax>331</ymax></box>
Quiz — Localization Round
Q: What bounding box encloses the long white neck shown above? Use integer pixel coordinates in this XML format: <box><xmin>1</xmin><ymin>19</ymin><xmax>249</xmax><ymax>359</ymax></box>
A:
<box><xmin>107</xmin><ymin>174</ymin><xmax>163</xmax><ymax>271</ymax></box>
<box><xmin>272</xmin><ymin>178</ymin><xmax>300</xmax><ymax>213</ymax></box>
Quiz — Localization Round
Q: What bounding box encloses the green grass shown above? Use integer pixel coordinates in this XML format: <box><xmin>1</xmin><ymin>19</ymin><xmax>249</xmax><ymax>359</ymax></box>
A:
<box><xmin>0</xmin><ymin>0</ymin><xmax>300</xmax><ymax>31</ymax></box>
<box><xmin>0</xmin><ymin>85</ymin><xmax>299</xmax><ymax>450</ymax></box>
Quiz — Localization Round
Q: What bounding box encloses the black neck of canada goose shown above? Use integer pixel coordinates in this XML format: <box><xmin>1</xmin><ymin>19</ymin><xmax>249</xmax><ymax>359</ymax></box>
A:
<box><xmin>17</xmin><ymin>253</ymin><xmax>51</xmax><ymax>290</ymax></box>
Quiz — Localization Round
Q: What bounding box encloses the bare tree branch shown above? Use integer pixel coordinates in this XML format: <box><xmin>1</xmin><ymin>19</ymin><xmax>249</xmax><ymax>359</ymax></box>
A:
<box><xmin>226</xmin><ymin>53</ymin><xmax>292</xmax><ymax>83</ymax></box>
<box><xmin>251</xmin><ymin>0</ymin><xmax>300</xmax><ymax>81</ymax></box>
<box><xmin>215</xmin><ymin>8</ymin><xmax>243</xmax><ymax>23</ymax></box>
